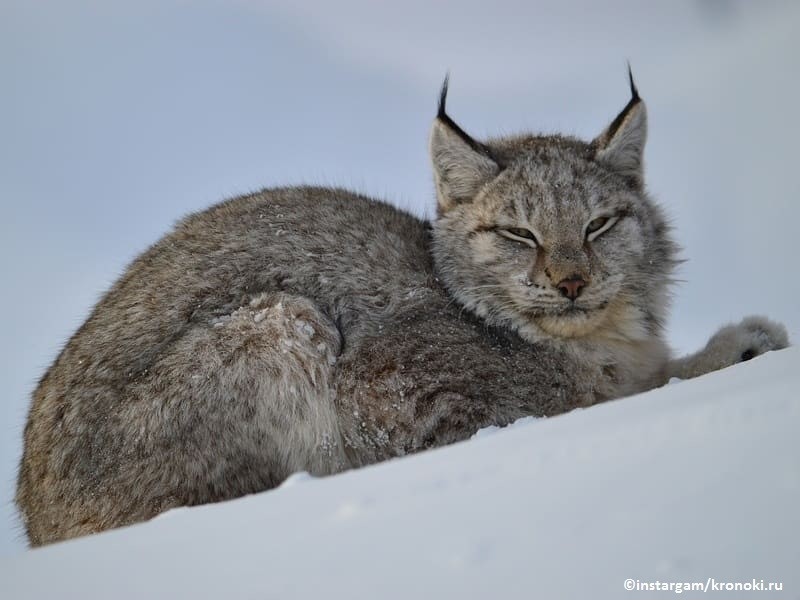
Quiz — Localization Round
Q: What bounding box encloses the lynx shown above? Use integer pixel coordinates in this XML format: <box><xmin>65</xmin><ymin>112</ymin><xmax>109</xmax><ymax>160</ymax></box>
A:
<box><xmin>17</xmin><ymin>72</ymin><xmax>787</xmax><ymax>546</ymax></box>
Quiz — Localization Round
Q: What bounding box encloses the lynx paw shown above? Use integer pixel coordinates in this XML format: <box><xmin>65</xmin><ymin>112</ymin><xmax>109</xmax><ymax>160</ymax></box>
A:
<box><xmin>703</xmin><ymin>316</ymin><xmax>789</xmax><ymax>368</ymax></box>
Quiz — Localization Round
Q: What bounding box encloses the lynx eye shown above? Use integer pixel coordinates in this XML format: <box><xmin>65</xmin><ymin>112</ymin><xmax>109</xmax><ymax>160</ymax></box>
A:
<box><xmin>586</xmin><ymin>217</ymin><xmax>608</xmax><ymax>233</ymax></box>
<box><xmin>500</xmin><ymin>227</ymin><xmax>539</xmax><ymax>246</ymax></box>
<box><xmin>585</xmin><ymin>215</ymin><xmax>619</xmax><ymax>241</ymax></box>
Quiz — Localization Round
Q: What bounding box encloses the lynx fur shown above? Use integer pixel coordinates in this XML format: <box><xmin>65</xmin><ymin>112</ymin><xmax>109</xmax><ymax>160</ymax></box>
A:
<box><xmin>17</xmin><ymin>73</ymin><xmax>788</xmax><ymax>546</ymax></box>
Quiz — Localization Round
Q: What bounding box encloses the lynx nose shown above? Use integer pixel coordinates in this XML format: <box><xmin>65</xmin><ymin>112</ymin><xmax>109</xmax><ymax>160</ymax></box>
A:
<box><xmin>557</xmin><ymin>276</ymin><xmax>586</xmax><ymax>300</ymax></box>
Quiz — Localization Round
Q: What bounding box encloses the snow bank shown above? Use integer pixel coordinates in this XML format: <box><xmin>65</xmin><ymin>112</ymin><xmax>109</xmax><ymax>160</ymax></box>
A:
<box><xmin>2</xmin><ymin>347</ymin><xmax>797</xmax><ymax>599</ymax></box>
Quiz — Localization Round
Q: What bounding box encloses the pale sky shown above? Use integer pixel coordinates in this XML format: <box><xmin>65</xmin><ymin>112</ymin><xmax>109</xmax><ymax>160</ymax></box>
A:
<box><xmin>1</xmin><ymin>0</ymin><xmax>798</xmax><ymax>556</ymax></box>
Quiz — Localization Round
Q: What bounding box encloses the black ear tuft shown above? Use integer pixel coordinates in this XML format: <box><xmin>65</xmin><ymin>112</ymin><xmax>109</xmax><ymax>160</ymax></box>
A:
<box><xmin>433</xmin><ymin>74</ymin><xmax>495</xmax><ymax>158</ymax></box>
<box><xmin>592</xmin><ymin>66</ymin><xmax>648</xmax><ymax>182</ymax></box>
<box><xmin>438</xmin><ymin>73</ymin><xmax>450</xmax><ymax>119</ymax></box>
<box><xmin>603</xmin><ymin>66</ymin><xmax>644</xmax><ymax>147</ymax></box>
<box><xmin>627</xmin><ymin>62</ymin><xmax>640</xmax><ymax>102</ymax></box>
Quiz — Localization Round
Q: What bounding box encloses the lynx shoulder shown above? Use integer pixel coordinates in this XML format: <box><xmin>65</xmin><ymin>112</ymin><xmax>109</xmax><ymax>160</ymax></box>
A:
<box><xmin>16</xmin><ymin>73</ymin><xmax>788</xmax><ymax>546</ymax></box>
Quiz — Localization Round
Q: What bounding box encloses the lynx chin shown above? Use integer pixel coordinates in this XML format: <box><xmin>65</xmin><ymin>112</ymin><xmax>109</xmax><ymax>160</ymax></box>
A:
<box><xmin>17</xmin><ymin>71</ymin><xmax>788</xmax><ymax>546</ymax></box>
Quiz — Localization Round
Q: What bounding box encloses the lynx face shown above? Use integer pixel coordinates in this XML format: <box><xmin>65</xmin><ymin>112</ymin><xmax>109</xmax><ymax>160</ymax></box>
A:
<box><xmin>430</xmin><ymin>74</ymin><xmax>677</xmax><ymax>342</ymax></box>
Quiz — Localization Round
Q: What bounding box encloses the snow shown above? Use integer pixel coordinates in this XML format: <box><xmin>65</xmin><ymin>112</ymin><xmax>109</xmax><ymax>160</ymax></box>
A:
<box><xmin>2</xmin><ymin>347</ymin><xmax>797</xmax><ymax>600</ymax></box>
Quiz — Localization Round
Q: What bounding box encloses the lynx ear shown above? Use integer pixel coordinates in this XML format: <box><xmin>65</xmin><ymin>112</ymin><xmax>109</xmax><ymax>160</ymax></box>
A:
<box><xmin>593</xmin><ymin>67</ymin><xmax>647</xmax><ymax>183</ymax></box>
<box><xmin>430</xmin><ymin>76</ymin><xmax>499</xmax><ymax>213</ymax></box>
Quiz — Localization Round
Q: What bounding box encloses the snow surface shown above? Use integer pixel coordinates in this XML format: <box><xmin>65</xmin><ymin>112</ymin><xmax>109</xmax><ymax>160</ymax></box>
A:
<box><xmin>2</xmin><ymin>347</ymin><xmax>797</xmax><ymax>600</ymax></box>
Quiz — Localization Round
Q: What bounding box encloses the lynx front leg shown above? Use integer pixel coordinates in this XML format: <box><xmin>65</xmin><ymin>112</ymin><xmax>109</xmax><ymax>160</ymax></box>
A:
<box><xmin>668</xmin><ymin>316</ymin><xmax>788</xmax><ymax>380</ymax></box>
